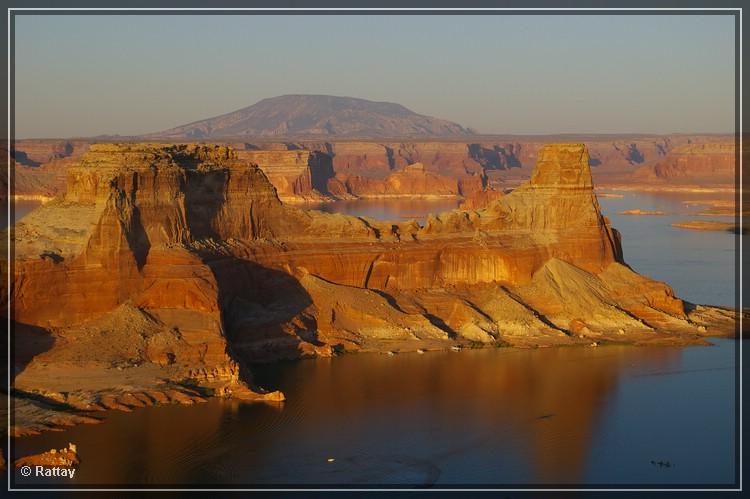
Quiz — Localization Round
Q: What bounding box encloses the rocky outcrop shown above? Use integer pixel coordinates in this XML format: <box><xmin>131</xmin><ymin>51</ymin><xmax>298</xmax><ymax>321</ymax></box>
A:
<box><xmin>633</xmin><ymin>143</ymin><xmax>735</xmax><ymax>184</ymax></box>
<box><xmin>291</xmin><ymin>141</ymin><xmax>485</xmax><ymax>179</ymax></box>
<box><xmin>9</xmin><ymin>144</ymin><xmax>294</xmax><ymax>423</ymax></box>
<box><xmin>12</xmin><ymin>140</ymin><xmax>88</xmax><ymax>165</ymax></box>
<box><xmin>327</xmin><ymin>162</ymin><xmax>484</xmax><ymax>199</ymax></box>
<box><xmin>10</xmin><ymin>140</ymin><xmax>90</xmax><ymax>198</ymax></box>
<box><xmin>240</xmin><ymin>136</ymin><xmax>734</xmax><ymax>194</ymax></box>
<box><xmin>15</xmin><ymin>443</ymin><xmax>79</xmax><ymax>469</ymax></box>
<box><xmin>7</xmin><ymin>142</ymin><xmax>736</xmax><ymax>434</ymax></box>
<box><xmin>13</xmin><ymin>161</ymin><xmax>69</xmax><ymax>198</ymax></box>
<box><xmin>459</xmin><ymin>188</ymin><xmax>505</xmax><ymax>209</ymax></box>
<box><xmin>10</xmin><ymin>136</ymin><xmax>735</xmax><ymax>202</ymax></box>
<box><xmin>236</xmin><ymin>149</ymin><xmax>335</xmax><ymax>203</ymax></box>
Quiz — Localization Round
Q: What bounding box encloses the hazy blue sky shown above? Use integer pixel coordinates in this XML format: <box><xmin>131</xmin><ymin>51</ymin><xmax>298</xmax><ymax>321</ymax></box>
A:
<box><xmin>14</xmin><ymin>14</ymin><xmax>735</xmax><ymax>138</ymax></box>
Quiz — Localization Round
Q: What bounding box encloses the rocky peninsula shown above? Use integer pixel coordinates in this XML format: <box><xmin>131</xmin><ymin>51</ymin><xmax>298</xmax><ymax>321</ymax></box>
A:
<box><xmin>5</xmin><ymin>142</ymin><xmax>738</xmax><ymax>437</ymax></box>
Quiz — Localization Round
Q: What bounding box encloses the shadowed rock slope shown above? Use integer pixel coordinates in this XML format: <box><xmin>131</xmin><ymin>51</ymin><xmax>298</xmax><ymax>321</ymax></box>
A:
<box><xmin>5</xmin><ymin>142</ymin><xmax>736</xmax><ymax>435</ymax></box>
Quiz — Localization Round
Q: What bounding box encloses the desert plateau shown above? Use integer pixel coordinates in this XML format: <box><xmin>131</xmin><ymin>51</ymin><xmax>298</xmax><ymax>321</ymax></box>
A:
<box><xmin>4</xmin><ymin>10</ymin><xmax>743</xmax><ymax>491</ymax></box>
<box><xmin>5</xmin><ymin>94</ymin><xmax>742</xmax><ymax>489</ymax></box>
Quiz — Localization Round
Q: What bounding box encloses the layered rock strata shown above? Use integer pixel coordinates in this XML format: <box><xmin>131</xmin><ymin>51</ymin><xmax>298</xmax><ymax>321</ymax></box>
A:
<box><xmin>242</xmin><ymin>135</ymin><xmax>733</xmax><ymax>187</ymax></box>
<box><xmin>10</xmin><ymin>140</ymin><xmax>90</xmax><ymax>198</ymax></box>
<box><xmin>7</xmin><ymin>142</ymin><xmax>736</xmax><ymax>435</ymax></box>
<box><xmin>326</xmin><ymin>162</ymin><xmax>484</xmax><ymax>199</ymax></box>
<box><xmin>633</xmin><ymin>143</ymin><xmax>735</xmax><ymax>184</ymax></box>
<box><xmin>236</xmin><ymin>149</ymin><xmax>335</xmax><ymax>203</ymax></box>
<box><xmin>11</xmin><ymin>135</ymin><xmax>735</xmax><ymax>203</ymax></box>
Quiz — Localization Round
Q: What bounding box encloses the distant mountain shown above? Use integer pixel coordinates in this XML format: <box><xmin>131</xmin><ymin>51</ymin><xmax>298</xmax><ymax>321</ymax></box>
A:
<box><xmin>145</xmin><ymin>95</ymin><xmax>473</xmax><ymax>139</ymax></box>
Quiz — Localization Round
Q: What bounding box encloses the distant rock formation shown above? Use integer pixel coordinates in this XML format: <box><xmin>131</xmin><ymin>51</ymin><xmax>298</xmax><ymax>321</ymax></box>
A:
<box><xmin>9</xmin><ymin>140</ymin><xmax>89</xmax><ymax>198</ymax></box>
<box><xmin>12</xmin><ymin>140</ymin><xmax>88</xmax><ymax>165</ymax></box>
<box><xmin>327</xmin><ymin>162</ymin><xmax>484</xmax><ymax>199</ymax></box>
<box><xmin>633</xmin><ymin>143</ymin><xmax>735</xmax><ymax>184</ymax></box>
<box><xmin>10</xmin><ymin>135</ymin><xmax>735</xmax><ymax>201</ymax></box>
<box><xmin>6</xmin><ymin>142</ymin><xmax>735</xmax><ymax>434</ymax></box>
<box><xmin>459</xmin><ymin>188</ymin><xmax>505</xmax><ymax>209</ymax></box>
<box><xmin>236</xmin><ymin>149</ymin><xmax>335</xmax><ymax>203</ymax></box>
<box><xmin>145</xmin><ymin>94</ymin><xmax>472</xmax><ymax>139</ymax></box>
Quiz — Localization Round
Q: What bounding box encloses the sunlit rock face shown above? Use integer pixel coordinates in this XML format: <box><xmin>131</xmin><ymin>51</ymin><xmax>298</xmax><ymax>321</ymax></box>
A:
<box><xmin>326</xmin><ymin>161</ymin><xmax>483</xmax><ymax>200</ymax></box>
<box><xmin>6</xmin><ymin>142</ymin><xmax>734</xmax><ymax>413</ymax></box>
<box><xmin>235</xmin><ymin>149</ymin><xmax>335</xmax><ymax>203</ymax></box>
<box><xmin>11</xmin><ymin>134</ymin><xmax>734</xmax><ymax>202</ymax></box>
<box><xmin>633</xmin><ymin>143</ymin><xmax>735</xmax><ymax>183</ymax></box>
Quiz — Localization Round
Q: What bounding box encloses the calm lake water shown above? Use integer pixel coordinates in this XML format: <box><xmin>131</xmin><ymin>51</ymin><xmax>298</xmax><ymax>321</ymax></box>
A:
<box><xmin>11</xmin><ymin>192</ymin><xmax>740</xmax><ymax>487</ymax></box>
<box><xmin>13</xmin><ymin>340</ymin><xmax>737</xmax><ymax>487</ymax></box>
<box><xmin>599</xmin><ymin>192</ymin><xmax>739</xmax><ymax>309</ymax></box>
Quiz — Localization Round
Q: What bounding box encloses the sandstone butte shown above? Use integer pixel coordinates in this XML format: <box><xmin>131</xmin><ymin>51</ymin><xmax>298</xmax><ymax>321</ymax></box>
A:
<box><xmin>8</xmin><ymin>135</ymin><xmax>737</xmax><ymax>205</ymax></box>
<box><xmin>4</xmin><ymin>142</ymin><xmax>737</xmax><ymax>436</ymax></box>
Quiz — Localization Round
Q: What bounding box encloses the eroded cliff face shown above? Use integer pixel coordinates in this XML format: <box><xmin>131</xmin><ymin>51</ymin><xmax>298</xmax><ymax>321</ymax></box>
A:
<box><xmin>243</xmin><ymin>135</ymin><xmax>733</xmax><ymax>186</ymax></box>
<box><xmin>236</xmin><ymin>149</ymin><xmax>335</xmax><ymax>203</ymax></box>
<box><xmin>633</xmin><ymin>143</ymin><xmax>735</xmax><ymax>184</ymax></box>
<box><xmin>10</xmin><ymin>140</ymin><xmax>90</xmax><ymax>198</ymax></box>
<box><xmin>12</xmin><ymin>135</ymin><xmax>735</xmax><ymax>203</ymax></box>
<box><xmin>326</xmin><ymin>162</ymin><xmax>485</xmax><ymax>199</ymax></box>
<box><xmin>7</xmin><ymin>142</ymin><xmax>735</xmax><ymax>433</ymax></box>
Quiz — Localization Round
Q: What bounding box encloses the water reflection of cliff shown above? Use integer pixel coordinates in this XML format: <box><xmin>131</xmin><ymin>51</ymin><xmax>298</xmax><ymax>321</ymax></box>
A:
<box><xmin>14</xmin><ymin>345</ymin><xmax>683</xmax><ymax>485</ymax></box>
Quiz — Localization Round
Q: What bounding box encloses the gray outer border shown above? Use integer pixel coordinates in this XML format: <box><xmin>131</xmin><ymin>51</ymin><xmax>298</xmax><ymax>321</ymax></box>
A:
<box><xmin>2</xmin><ymin>4</ymin><xmax>745</xmax><ymax>495</ymax></box>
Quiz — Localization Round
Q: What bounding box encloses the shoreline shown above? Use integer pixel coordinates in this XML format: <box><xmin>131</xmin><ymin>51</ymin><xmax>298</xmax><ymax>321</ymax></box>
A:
<box><xmin>10</xmin><ymin>331</ymin><xmax>740</xmax><ymax>470</ymax></box>
<box><xmin>671</xmin><ymin>220</ymin><xmax>745</xmax><ymax>233</ymax></box>
<box><xmin>12</xmin><ymin>194</ymin><xmax>54</xmax><ymax>203</ymax></box>
<box><xmin>271</xmin><ymin>184</ymin><xmax>739</xmax><ymax>206</ymax></box>
<box><xmin>11</xmin><ymin>184</ymin><xmax>738</xmax><ymax>207</ymax></box>
<box><xmin>10</xmin><ymin>317</ymin><xmax>738</xmax><ymax>446</ymax></box>
<box><xmin>283</xmin><ymin>193</ymin><xmax>465</xmax><ymax>205</ymax></box>
<box><xmin>597</xmin><ymin>183</ymin><xmax>735</xmax><ymax>194</ymax></box>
